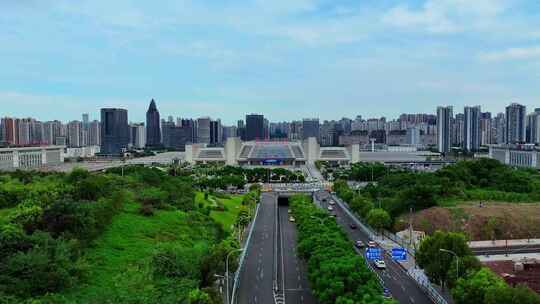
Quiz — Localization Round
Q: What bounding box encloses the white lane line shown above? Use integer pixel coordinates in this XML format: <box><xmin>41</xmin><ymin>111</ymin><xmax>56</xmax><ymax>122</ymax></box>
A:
<box><xmin>410</xmin><ymin>296</ymin><xmax>415</xmax><ymax>303</ymax></box>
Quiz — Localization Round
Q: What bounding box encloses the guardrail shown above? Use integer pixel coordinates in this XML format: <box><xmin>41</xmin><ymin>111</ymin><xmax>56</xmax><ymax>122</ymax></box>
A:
<box><xmin>231</xmin><ymin>201</ymin><xmax>261</xmax><ymax>304</ymax></box>
<box><xmin>332</xmin><ymin>195</ymin><xmax>449</xmax><ymax>304</ymax></box>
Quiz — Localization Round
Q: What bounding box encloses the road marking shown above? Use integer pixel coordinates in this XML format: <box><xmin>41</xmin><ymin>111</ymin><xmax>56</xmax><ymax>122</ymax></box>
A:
<box><xmin>410</xmin><ymin>296</ymin><xmax>415</xmax><ymax>303</ymax></box>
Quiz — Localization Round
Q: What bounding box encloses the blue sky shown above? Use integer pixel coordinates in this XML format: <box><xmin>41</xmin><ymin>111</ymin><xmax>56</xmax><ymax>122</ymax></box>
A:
<box><xmin>1</xmin><ymin>0</ymin><xmax>539</xmax><ymax>124</ymax></box>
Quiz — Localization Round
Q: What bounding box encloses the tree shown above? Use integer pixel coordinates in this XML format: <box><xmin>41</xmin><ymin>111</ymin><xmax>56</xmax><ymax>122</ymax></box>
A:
<box><xmin>416</xmin><ymin>231</ymin><xmax>473</xmax><ymax>289</ymax></box>
<box><xmin>366</xmin><ymin>209</ymin><xmax>391</xmax><ymax>232</ymax></box>
<box><xmin>452</xmin><ymin>268</ymin><xmax>506</xmax><ymax>304</ymax></box>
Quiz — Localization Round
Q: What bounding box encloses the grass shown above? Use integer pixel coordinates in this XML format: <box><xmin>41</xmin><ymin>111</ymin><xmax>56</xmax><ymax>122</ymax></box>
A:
<box><xmin>195</xmin><ymin>192</ymin><xmax>244</xmax><ymax>232</ymax></box>
<box><xmin>60</xmin><ymin>200</ymin><xmax>202</xmax><ymax>302</ymax></box>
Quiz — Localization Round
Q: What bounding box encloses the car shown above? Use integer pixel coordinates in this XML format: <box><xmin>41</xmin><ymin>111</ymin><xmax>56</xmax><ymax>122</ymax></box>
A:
<box><xmin>374</xmin><ymin>260</ymin><xmax>386</xmax><ymax>269</ymax></box>
<box><xmin>354</xmin><ymin>240</ymin><xmax>365</xmax><ymax>248</ymax></box>
<box><xmin>288</xmin><ymin>209</ymin><xmax>291</xmax><ymax>214</ymax></box>
<box><xmin>349</xmin><ymin>223</ymin><xmax>358</xmax><ymax>229</ymax></box>
<box><xmin>327</xmin><ymin>206</ymin><xmax>334</xmax><ymax>211</ymax></box>
<box><xmin>383</xmin><ymin>288</ymin><xmax>392</xmax><ymax>300</ymax></box>
<box><xmin>329</xmin><ymin>200</ymin><xmax>335</xmax><ymax>205</ymax></box>
<box><xmin>329</xmin><ymin>213</ymin><xmax>337</xmax><ymax>218</ymax></box>
<box><xmin>289</xmin><ymin>216</ymin><xmax>295</xmax><ymax>222</ymax></box>
<box><xmin>368</xmin><ymin>241</ymin><xmax>377</xmax><ymax>248</ymax></box>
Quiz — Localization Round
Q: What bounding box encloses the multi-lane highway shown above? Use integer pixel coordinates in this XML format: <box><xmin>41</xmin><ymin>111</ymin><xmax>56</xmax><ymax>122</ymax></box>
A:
<box><xmin>237</xmin><ymin>193</ymin><xmax>276</xmax><ymax>304</ymax></box>
<box><xmin>316</xmin><ymin>191</ymin><xmax>433</xmax><ymax>304</ymax></box>
<box><xmin>278</xmin><ymin>204</ymin><xmax>317</xmax><ymax>303</ymax></box>
<box><xmin>236</xmin><ymin>192</ymin><xmax>316</xmax><ymax>304</ymax></box>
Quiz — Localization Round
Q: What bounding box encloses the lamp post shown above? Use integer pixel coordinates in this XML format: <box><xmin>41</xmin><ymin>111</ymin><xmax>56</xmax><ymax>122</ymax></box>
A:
<box><xmin>440</xmin><ymin>249</ymin><xmax>459</xmax><ymax>279</ymax></box>
<box><xmin>226</xmin><ymin>248</ymin><xmax>244</xmax><ymax>304</ymax></box>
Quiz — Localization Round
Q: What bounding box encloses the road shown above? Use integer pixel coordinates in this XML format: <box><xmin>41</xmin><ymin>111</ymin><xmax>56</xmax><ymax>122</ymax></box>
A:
<box><xmin>237</xmin><ymin>193</ymin><xmax>316</xmax><ymax>304</ymax></box>
<box><xmin>316</xmin><ymin>191</ymin><xmax>433</xmax><ymax>304</ymax></box>
<box><xmin>472</xmin><ymin>244</ymin><xmax>540</xmax><ymax>256</ymax></box>
<box><xmin>278</xmin><ymin>204</ymin><xmax>317</xmax><ymax>304</ymax></box>
<box><xmin>237</xmin><ymin>193</ymin><xmax>276</xmax><ymax>304</ymax></box>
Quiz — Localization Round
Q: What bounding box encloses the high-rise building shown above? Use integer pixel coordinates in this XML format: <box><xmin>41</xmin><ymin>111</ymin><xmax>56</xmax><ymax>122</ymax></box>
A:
<box><xmin>162</xmin><ymin>121</ymin><xmax>192</xmax><ymax>151</ymax></box>
<box><xmin>437</xmin><ymin>106</ymin><xmax>453</xmax><ymax>154</ymax></box>
<box><xmin>493</xmin><ymin>113</ymin><xmax>506</xmax><ymax>144</ymax></box>
<box><xmin>302</xmin><ymin>118</ymin><xmax>320</xmax><ymax>141</ymax></box>
<box><xmin>1</xmin><ymin>118</ymin><xmax>16</xmax><ymax>145</ymax></box>
<box><xmin>146</xmin><ymin>99</ymin><xmax>161</xmax><ymax>147</ymax></box>
<box><xmin>223</xmin><ymin>126</ymin><xmax>238</xmax><ymax>141</ymax></box>
<box><xmin>100</xmin><ymin>108</ymin><xmax>129</xmax><ymax>155</ymax></box>
<box><xmin>197</xmin><ymin>117</ymin><xmax>211</xmax><ymax>144</ymax></box>
<box><xmin>67</xmin><ymin>121</ymin><xmax>83</xmax><ymax>147</ymax></box>
<box><xmin>463</xmin><ymin>106</ymin><xmax>481</xmax><ymax>151</ymax></box>
<box><xmin>505</xmin><ymin>103</ymin><xmax>526</xmax><ymax>144</ymax></box>
<box><xmin>246</xmin><ymin>114</ymin><xmax>264</xmax><ymax>141</ymax></box>
<box><xmin>526</xmin><ymin>111</ymin><xmax>540</xmax><ymax>144</ymax></box>
<box><xmin>88</xmin><ymin>120</ymin><xmax>101</xmax><ymax>146</ymax></box>
<box><xmin>479</xmin><ymin>112</ymin><xmax>493</xmax><ymax>146</ymax></box>
<box><xmin>129</xmin><ymin>123</ymin><xmax>146</xmax><ymax>149</ymax></box>
<box><xmin>210</xmin><ymin>119</ymin><xmax>222</xmax><ymax>145</ymax></box>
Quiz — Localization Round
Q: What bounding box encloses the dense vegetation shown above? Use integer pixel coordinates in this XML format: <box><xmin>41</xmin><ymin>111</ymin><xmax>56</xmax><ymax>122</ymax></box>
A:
<box><xmin>333</xmin><ymin>158</ymin><xmax>540</xmax><ymax>226</ymax></box>
<box><xmin>416</xmin><ymin>231</ymin><xmax>540</xmax><ymax>304</ymax></box>
<box><xmin>0</xmin><ymin>166</ymin><xmax>255</xmax><ymax>303</ymax></box>
<box><xmin>289</xmin><ymin>195</ymin><xmax>393</xmax><ymax>304</ymax></box>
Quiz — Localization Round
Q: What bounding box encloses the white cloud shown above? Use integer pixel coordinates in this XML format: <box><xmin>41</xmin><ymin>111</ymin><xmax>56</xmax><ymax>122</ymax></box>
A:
<box><xmin>479</xmin><ymin>46</ymin><xmax>540</xmax><ymax>61</ymax></box>
<box><xmin>382</xmin><ymin>0</ymin><xmax>510</xmax><ymax>34</ymax></box>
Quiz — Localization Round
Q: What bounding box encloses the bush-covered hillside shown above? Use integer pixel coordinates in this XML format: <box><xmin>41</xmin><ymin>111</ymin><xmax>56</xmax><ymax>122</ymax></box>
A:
<box><xmin>0</xmin><ymin>166</ymin><xmax>252</xmax><ymax>304</ymax></box>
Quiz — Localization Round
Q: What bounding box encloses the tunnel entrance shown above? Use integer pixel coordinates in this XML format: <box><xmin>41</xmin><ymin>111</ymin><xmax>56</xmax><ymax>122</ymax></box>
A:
<box><xmin>278</xmin><ymin>197</ymin><xmax>289</xmax><ymax>206</ymax></box>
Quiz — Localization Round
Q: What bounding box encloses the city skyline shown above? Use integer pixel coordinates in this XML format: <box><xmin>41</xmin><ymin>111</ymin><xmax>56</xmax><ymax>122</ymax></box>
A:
<box><xmin>1</xmin><ymin>1</ymin><xmax>540</xmax><ymax>124</ymax></box>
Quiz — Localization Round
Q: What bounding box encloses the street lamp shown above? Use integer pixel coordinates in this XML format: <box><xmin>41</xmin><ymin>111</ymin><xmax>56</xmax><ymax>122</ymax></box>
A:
<box><xmin>226</xmin><ymin>248</ymin><xmax>244</xmax><ymax>304</ymax></box>
<box><xmin>440</xmin><ymin>249</ymin><xmax>459</xmax><ymax>278</ymax></box>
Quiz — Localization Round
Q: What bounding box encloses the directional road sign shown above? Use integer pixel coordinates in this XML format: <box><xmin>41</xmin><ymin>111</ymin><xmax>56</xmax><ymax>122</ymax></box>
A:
<box><xmin>366</xmin><ymin>248</ymin><xmax>382</xmax><ymax>260</ymax></box>
<box><xmin>391</xmin><ymin>248</ymin><xmax>407</xmax><ymax>261</ymax></box>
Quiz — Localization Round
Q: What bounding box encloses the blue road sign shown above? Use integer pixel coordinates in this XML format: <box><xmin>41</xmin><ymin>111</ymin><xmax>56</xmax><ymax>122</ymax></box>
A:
<box><xmin>391</xmin><ymin>248</ymin><xmax>407</xmax><ymax>261</ymax></box>
<box><xmin>366</xmin><ymin>248</ymin><xmax>382</xmax><ymax>260</ymax></box>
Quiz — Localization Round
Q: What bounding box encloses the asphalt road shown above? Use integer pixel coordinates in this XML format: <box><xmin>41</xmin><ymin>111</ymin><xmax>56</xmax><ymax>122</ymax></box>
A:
<box><xmin>237</xmin><ymin>193</ymin><xmax>316</xmax><ymax>304</ymax></box>
<box><xmin>237</xmin><ymin>193</ymin><xmax>276</xmax><ymax>304</ymax></box>
<box><xmin>472</xmin><ymin>244</ymin><xmax>540</xmax><ymax>256</ymax></box>
<box><xmin>278</xmin><ymin>204</ymin><xmax>317</xmax><ymax>304</ymax></box>
<box><xmin>316</xmin><ymin>191</ymin><xmax>433</xmax><ymax>304</ymax></box>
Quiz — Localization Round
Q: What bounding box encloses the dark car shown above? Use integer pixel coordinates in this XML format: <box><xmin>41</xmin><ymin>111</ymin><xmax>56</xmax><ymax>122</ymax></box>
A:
<box><xmin>350</xmin><ymin>223</ymin><xmax>358</xmax><ymax>229</ymax></box>
<box><xmin>355</xmin><ymin>240</ymin><xmax>365</xmax><ymax>248</ymax></box>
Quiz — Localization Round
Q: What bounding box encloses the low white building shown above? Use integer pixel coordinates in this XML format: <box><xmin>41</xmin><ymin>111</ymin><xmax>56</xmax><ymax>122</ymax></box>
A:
<box><xmin>0</xmin><ymin>146</ymin><xmax>65</xmax><ymax>171</ymax></box>
<box><xmin>490</xmin><ymin>145</ymin><xmax>540</xmax><ymax>169</ymax></box>
<box><xmin>64</xmin><ymin>145</ymin><xmax>101</xmax><ymax>159</ymax></box>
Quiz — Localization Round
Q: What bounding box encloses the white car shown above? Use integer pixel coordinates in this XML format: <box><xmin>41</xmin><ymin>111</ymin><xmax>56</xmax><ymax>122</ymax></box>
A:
<box><xmin>374</xmin><ymin>260</ymin><xmax>386</xmax><ymax>269</ymax></box>
<box><xmin>289</xmin><ymin>217</ymin><xmax>296</xmax><ymax>222</ymax></box>
<box><xmin>329</xmin><ymin>200</ymin><xmax>335</xmax><ymax>205</ymax></box>
<box><xmin>327</xmin><ymin>206</ymin><xmax>334</xmax><ymax>211</ymax></box>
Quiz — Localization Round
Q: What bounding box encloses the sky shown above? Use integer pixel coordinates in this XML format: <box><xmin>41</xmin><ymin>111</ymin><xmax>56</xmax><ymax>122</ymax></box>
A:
<box><xmin>1</xmin><ymin>0</ymin><xmax>539</xmax><ymax>124</ymax></box>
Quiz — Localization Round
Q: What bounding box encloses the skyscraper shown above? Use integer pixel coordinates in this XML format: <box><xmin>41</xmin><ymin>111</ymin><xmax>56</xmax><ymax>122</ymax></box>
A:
<box><xmin>437</xmin><ymin>106</ymin><xmax>453</xmax><ymax>154</ymax></box>
<box><xmin>245</xmin><ymin>114</ymin><xmax>264</xmax><ymax>141</ymax></box>
<box><xmin>197</xmin><ymin>117</ymin><xmax>211</xmax><ymax>144</ymax></box>
<box><xmin>146</xmin><ymin>99</ymin><xmax>161</xmax><ymax>147</ymax></box>
<box><xmin>526</xmin><ymin>111</ymin><xmax>540</xmax><ymax>144</ymax></box>
<box><xmin>505</xmin><ymin>103</ymin><xmax>526</xmax><ymax>144</ymax></box>
<box><xmin>100</xmin><ymin>108</ymin><xmax>129</xmax><ymax>155</ymax></box>
<box><xmin>129</xmin><ymin>123</ymin><xmax>146</xmax><ymax>149</ymax></box>
<box><xmin>302</xmin><ymin>118</ymin><xmax>320</xmax><ymax>141</ymax></box>
<box><xmin>210</xmin><ymin>119</ymin><xmax>222</xmax><ymax>145</ymax></box>
<box><xmin>463</xmin><ymin>106</ymin><xmax>481</xmax><ymax>152</ymax></box>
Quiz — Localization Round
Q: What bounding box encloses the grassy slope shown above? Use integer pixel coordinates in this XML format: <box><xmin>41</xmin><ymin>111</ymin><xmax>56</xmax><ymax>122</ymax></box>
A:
<box><xmin>61</xmin><ymin>201</ymin><xmax>198</xmax><ymax>301</ymax></box>
<box><xmin>195</xmin><ymin>192</ymin><xmax>244</xmax><ymax>232</ymax></box>
<box><xmin>61</xmin><ymin>192</ymin><xmax>243</xmax><ymax>301</ymax></box>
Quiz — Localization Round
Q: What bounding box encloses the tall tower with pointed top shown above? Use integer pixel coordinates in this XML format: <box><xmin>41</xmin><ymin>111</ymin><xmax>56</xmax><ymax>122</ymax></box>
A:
<box><xmin>146</xmin><ymin>99</ymin><xmax>161</xmax><ymax>147</ymax></box>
